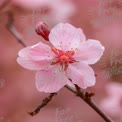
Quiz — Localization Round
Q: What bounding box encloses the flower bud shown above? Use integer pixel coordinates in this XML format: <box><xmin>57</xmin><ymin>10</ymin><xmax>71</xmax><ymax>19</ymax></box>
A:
<box><xmin>35</xmin><ymin>22</ymin><xmax>50</xmax><ymax>41</ymax></box>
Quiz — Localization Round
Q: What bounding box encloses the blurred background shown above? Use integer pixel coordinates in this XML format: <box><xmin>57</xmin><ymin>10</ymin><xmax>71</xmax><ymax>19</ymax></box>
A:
<box><xmin>0</xmin><ymin>0</ymin><xmax>122</xmax><ymax>122</ymax></box>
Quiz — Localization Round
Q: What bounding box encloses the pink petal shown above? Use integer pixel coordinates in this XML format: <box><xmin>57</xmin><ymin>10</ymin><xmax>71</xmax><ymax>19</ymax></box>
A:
<box><xmin>49</xmin><ymin>23</ymin><xmax>86</xmax><ymax>51</ymax></box>
<box><xmin>17</xmin><ymin>57</ymin><xmax>52</xmax><ymax>70</ymax></box>
<box><xmin>35</xmin><ymin>66</ymin><xmax>69</xmax><ymax>93</ymax></box>
<box><xmin>18</xmin><ymin>42</ymin><xmax>53</xmax><ymax>61</ymax></box>
<box><xmin>66</xmin><ymin>62</ymin><xmax>96</xmax><ymax>89</ymax></box>
<box><xmin>74</xmin><ymin>39</ymin><xmax>105</xmax><ymax>64</ymax></box>
<box><xmin>18</xmin><ymin>46</ymin><xmax>31</xmax><ymax>59</ymax></box>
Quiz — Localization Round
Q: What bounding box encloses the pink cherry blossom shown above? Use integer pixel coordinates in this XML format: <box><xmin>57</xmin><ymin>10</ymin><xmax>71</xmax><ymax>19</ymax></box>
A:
<box><xmin>17</xmin><ymin>23</ymin><xmax>105</xmax><ymax>93</ymax></box>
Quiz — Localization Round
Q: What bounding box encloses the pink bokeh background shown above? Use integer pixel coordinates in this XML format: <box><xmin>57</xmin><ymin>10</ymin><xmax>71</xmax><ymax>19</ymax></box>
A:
<box><xmin>0</xmin><ymin>0</ymin><xmax>122</xmax><ymax>122</ymax></box>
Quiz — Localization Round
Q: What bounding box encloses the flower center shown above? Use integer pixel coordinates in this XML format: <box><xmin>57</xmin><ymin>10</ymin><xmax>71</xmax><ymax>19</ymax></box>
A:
<box><xmin>59</xmin><ymin>55</ymin><xmax>70</xmax><ymax>63</ymax></box>
<box><xmin>51</xmin><ymin>47</ymin><xmax>76</xmax><ymax>71</ymax></box>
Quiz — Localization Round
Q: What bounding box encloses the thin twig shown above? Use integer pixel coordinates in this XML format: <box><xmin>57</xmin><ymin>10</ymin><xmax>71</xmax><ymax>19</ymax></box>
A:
<box><xmin>6</xmin><ymin>12</ymin><xmax>27</xmax><ymax>47</ymax></box>
<box><xmin>28</xmin><ymin>93</ymin><xmax>57</xmax><ymax>116</ymax></box>
<box><xmin>65</xmin><ymin>85</ymin><xmax>113</xmax><ymax>122</ymax></box>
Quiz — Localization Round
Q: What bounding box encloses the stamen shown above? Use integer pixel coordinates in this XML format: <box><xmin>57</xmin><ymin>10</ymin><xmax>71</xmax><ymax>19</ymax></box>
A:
<box><xmin>51</xmin><ymin>47</ymin><xmax>77</xmax><ymax>71</ymax></box>
<box><xmin>60</xmin><ymin>55</ymin><xmax>70</xmax><ymax>63</ymax></box>
<box><xmin>52</xmin><ymin>47</ymin><xmax>63</xmax><ymax>56</ymax></box>
<box><xmin>65</xmin><ymin>50</ymin><xmax>75</xmax><ymax>56</ymax></box>
<box><xmin>51</xmin><ymin>58</ymin><xmax>59</xmax><ymax>65</ymax></box>
<box><xmin>60</xmin><ymin>63</ymin><xmax>68</xmax><ymax>71</ymax></box>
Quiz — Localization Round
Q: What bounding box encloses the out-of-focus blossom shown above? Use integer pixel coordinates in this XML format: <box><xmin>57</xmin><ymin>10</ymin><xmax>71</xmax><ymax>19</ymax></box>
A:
<box><xmin>30</xmin><ymin>0</ymin><xmax>75</xmax><ymax>26</ymax></box>
<box><xmin>11</xmin><ymin>0</ymin><xmax>74</xmax><ymax>12</ymax></box>
<box><xmin>17</xmin><ymin>23</ymin><xmax>104</xmax><ymax>93</ymax></box>
<box><xmin>11</xmin><ymin>0</ymin><xmax>49</xmax><ymax>9</ymax></box>
<box><xmin>11</xmin><ymin>0</ymin><xmax>75</xmax><ymax>23</ymax></box>
<box><xmin>100</xmin><ymin>82</ymin><xmax>122</xmax><ymax>117</ymax></box>
<box><xmin>0</xmin><ymin>0</ymin><xmax>75</xmax><ymax>28</ymax></box>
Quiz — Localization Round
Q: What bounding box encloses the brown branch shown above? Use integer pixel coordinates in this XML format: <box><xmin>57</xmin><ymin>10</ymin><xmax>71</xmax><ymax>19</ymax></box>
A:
<box><xmin>6</xmin><ymin>12</ymin><xmax>27</xmax><ymax>47</ymax></box>
<box><xmin>65</xmin><ymin>85</ymin><xmax>113</xmax><ymax>122</ymax></box>
<box><xmin>28</xmin><ymin>93</ymin><xmax>57</xmax><ymax>116</ymax></box>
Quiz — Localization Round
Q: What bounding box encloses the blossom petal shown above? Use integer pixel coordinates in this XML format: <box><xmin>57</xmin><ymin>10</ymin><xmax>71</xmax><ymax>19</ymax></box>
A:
<box><xmin>49</xmin><ymin>23</ymin><xmax>86</xmax><ymax>51</ymax></box>
<box><xmin>18</xmin><ymin>46</ymin><xmax>31</xmax><ymax>59</ymax></box>
<box><xmin>66</xmin><ymin>62</ymin><xmax>96</xmax><ymax>89</ymax></box>
<box><xmin>35</xmin><ymin>66</ymin><xmax>69</xmax><ymax>93</ymax></box>
<box><xmin>74</xmin><ymin>39</ymin><xmax>105</xmax><ymax>64</ymax></box>
<box><xmin>18</xmin><ymin>42</ymin><xmax>54</xmax><ymax>61</ymax></box>
<box><xmin>17</xmin><ymin>57</ymin><xmax>52</xmax><ymax>70</ymax></box>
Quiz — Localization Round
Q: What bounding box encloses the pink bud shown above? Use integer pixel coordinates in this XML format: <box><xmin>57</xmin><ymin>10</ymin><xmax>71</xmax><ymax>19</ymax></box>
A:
<box><xmin>35</xmin><ymin>22</ymin><xmax>50</xmax><ymax>41</ymax></box>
